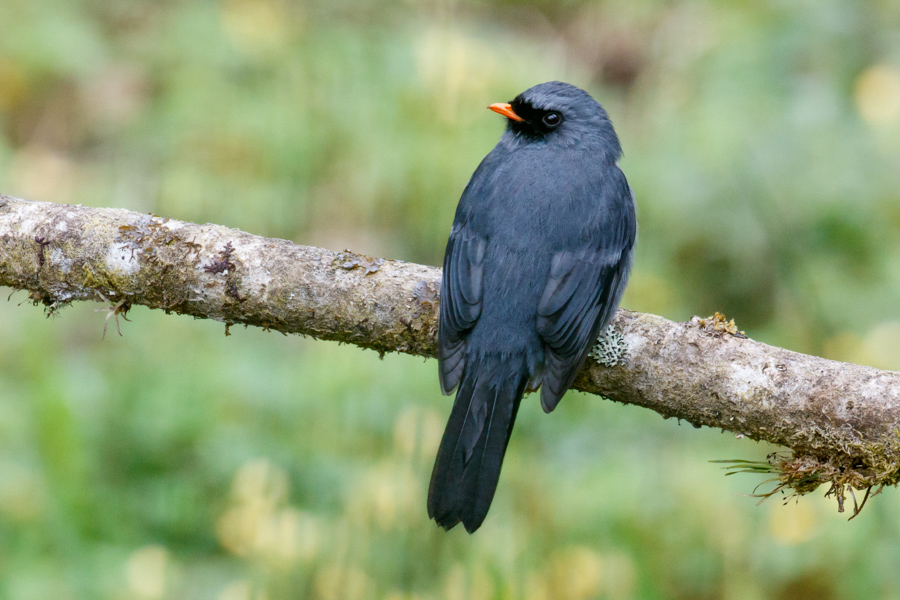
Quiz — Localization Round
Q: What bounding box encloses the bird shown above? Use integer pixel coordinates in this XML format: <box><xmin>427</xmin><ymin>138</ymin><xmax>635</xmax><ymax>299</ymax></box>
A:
<box><xmin>428</xmin><ymin>81</ymin><xmax>636</xmax><ymax>533</ymax></box>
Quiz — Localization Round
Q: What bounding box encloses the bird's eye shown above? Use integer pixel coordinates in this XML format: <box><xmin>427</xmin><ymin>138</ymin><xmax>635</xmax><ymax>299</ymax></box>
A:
<box><xmin>542</xmin><ymin>112</ymin><xmax>562</xmax><ymax>127</ymax></box>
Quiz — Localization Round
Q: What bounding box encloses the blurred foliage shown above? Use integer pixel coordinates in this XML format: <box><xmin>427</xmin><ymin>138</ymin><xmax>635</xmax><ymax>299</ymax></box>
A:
<box><xmin>2</xmin><ymin>0</ymin><xmax>900</xmax><ymax>598</ymax></box>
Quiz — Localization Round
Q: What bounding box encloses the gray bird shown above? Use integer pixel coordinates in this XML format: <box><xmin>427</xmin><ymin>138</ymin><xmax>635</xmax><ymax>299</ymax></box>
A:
<box><xmin>428</xmin><ymin>81</ymin><xmax>636</xmax><ymax>533</ymax></box>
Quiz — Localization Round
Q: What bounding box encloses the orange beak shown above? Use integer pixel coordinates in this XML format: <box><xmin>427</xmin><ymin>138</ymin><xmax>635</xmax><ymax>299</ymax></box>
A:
<box><xmin>488</xmin><ymin>103</ymin><xmax>524</xmax><ymax>122</ymax></box>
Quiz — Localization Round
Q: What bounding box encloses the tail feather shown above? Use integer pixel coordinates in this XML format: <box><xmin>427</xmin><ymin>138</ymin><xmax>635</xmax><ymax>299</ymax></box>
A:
<box><xmin>428</xmin><ymin>357</ymin><xmax>526</xmax><ymax>533</ymax></box>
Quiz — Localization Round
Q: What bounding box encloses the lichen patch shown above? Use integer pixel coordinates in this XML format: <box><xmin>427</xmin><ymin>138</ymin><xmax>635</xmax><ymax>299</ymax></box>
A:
<box><xmin>730</xmin><ymin>362</ymin><xmax>770</xmax><ymax>398</ymax></box>
<box><xmin>694</xmin><ymin>312</ymin><xmax>746</xmax><ymax>337</ymax></box>
<box><xmin>50</xmin><ymin>248</ymin><xmax>73</xmax><ymax>273</ymax></box>
<box><xmin>622</xmin><ymin>330</ymin><xmax>646</xmax><ymax>357</ymax></box>
<box><xmin>591</xmin><ymin>325</ymin><xmax>629</xmax><ymax>367</ymax></box>
<box><xmin>106</xmin><ymin>242</ymin><xmax>140</xmax><ymax>275</ymax></box>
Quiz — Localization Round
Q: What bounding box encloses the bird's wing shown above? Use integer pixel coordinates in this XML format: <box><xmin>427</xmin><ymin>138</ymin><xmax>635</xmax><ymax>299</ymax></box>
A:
<box><xmin>536</xmin><ymin>195</ymin><xmax>635</xmax><ymax>413</ymax></box>
<box><xmin>438</xmin><ymin>219</ymin><xmax>486</xmax><ymax>394</ymax></box>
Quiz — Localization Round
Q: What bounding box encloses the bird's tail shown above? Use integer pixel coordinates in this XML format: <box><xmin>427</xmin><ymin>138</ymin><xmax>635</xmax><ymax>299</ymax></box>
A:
<box><xmin>427</xmin><ymin>355</ymin><xmax>527</xmax><ymax>533</ymax></box>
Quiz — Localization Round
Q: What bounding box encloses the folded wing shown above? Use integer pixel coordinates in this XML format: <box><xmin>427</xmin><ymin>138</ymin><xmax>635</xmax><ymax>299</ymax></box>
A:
<box><xmin>537</xmin><ymin>224</ymin><xmax>634</xmax><ymax>413</ymax></box>
<box><xmin>438</xmin><ymin>220</ymin><xmax>487</xmax><ymax>394</ymax></box>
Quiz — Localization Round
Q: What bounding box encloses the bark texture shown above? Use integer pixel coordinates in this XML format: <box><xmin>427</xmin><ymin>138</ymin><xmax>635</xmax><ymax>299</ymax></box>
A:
<box><xmin>2</xmin><ymin>195</ymin><xmax>900</xmax><ymax>501</ymax></box>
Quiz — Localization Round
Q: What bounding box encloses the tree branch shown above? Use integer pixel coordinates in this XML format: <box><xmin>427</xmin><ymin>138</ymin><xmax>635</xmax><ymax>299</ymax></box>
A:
<box><xmin>3</xmin><ymin>194</ymin><xmax>899</xmax><ymax>508</ymax></box>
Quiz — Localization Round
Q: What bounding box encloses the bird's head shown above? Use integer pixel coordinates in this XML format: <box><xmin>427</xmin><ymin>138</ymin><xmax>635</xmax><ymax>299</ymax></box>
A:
<box><xmin>489</xmin><ymin>81</ymin><xmax>621</xmax><ymax>159</ymax></box>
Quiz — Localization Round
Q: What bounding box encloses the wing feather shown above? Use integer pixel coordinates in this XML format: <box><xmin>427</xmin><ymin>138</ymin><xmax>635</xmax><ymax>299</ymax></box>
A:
<box><xmin>536</xmin><ymin>179</ymin><xmax>636</xmax><ymax>413</ymax></box>
<box><xmin>438</xmin><ymin>220</ymin><xmax>486</xmax><ymax>394</ymax></box>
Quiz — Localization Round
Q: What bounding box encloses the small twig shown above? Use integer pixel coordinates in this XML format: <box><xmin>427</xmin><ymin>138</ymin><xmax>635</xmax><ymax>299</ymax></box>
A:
<box><xmin>94</xmin><ymin>291</ymin><xmax>132</xmax><ymax>339</ymax></box>
<box><xmin>848</xmin><ymin>486</ymin><xmax>872</xmax><ymax>521</ymax></box>
<box><xmin>34</xmin><ymin>236</ymin><xmax>51</xmax><ymax>267</ymax></box>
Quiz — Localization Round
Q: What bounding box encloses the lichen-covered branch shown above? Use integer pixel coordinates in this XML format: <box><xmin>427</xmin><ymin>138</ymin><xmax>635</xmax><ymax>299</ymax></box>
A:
<box><xmin>3</xmin><ymin>194</ymin><xmax>900</xmax><ymax>507</ymax></box>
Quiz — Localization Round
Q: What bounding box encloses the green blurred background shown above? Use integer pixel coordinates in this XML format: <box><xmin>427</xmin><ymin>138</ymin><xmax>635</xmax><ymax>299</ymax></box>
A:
<box><xmin>2</xmin><ymin>0</ymin><xmax>900</xmax><ymax>598</ymax></box>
